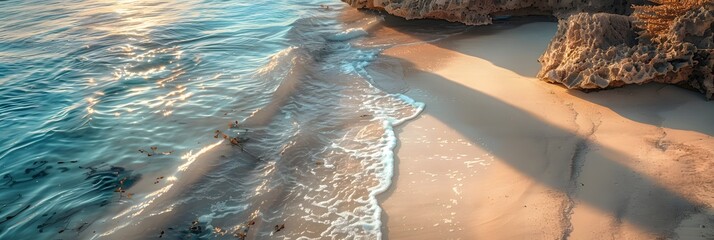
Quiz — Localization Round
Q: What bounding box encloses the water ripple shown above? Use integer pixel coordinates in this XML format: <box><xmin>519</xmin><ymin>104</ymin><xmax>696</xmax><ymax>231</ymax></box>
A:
<box><xmin>0</xmin><ymin>0</ymin><xmax>331</xmax><ymax>238</ymax></box>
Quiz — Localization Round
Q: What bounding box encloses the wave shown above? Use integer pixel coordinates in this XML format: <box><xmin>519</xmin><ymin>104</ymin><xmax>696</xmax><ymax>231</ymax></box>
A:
<box><xmin>82</xmin><ymin>4</ymin><xmax>427</xmax><ymax>240</ymax></box>
<box><xmin>326</xmin><ymin>27</ymin><xmax>369</xmax><ymax>41</ymax></box>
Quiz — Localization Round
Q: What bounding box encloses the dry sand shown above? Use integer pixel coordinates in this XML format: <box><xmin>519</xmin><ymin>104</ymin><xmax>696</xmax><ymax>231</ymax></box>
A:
<box><xmin>374</xmin><ymin>20</ymin><xmax>714</xmax><ymax>239</ymax></box>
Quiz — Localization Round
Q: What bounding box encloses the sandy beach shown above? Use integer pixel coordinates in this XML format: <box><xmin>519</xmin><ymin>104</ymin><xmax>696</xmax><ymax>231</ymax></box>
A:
<box><xmin>373</xmin><ymin>20</ymin><xmax>714</xmax><ymax>239</ymax></box>
<box><xmin>3</xmin><ymin>1</ymin><xmax>712</xmax><ymax>239</ymax></box>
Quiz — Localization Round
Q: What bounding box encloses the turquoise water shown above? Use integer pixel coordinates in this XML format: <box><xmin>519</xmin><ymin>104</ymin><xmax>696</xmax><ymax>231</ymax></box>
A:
<box><xmin>0</xmin><ymin>0</ymin><xmax>431</xmax><ymax>238</ymax></box>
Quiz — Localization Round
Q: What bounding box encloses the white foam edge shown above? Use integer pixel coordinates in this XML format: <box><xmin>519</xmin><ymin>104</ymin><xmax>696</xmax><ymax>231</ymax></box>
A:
<box><xmin>363</xmin><ymin>93</ymin><xmax>424</xmax><ymax>238</ymax></box>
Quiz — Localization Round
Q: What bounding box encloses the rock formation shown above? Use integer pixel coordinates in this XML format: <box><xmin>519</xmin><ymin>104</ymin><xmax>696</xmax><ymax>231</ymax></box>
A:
<box><xmin>538</xmin><ymin>3</ymin><xmax>713</xmax><ymax>99</ymax></box>
<box><xmin>342</xmin><ymin>0</ymin><xmax>644</xmax><ymax>25</ymax></box>
<box><xmin>343</xmin><ymin>0</ymin><xmax>713</xmax><ymax>99</ymax></box>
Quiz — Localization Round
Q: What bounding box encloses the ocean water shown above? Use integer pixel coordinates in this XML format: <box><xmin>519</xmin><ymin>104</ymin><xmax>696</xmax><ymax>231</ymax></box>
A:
<box><xmin>0</xmin><ymin>0</ymin><xmax>469</xmax><ymax>239</ymax></box>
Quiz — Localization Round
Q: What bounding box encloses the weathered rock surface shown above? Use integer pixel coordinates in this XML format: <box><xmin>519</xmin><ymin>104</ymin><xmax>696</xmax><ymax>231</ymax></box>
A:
<box><xmin>343</xmin><ymin>0</ymin><xmax>713</xmax><ymax>98</ymax></box>
<box><xmin>342</xmin><ymin>0</ymin><xmax>643</xmax><ymax>25</ymax></box>
<box><xmin>537</xmin><ymin>4</ymin><xmax>714</xmax><ymax>99</ymax></box>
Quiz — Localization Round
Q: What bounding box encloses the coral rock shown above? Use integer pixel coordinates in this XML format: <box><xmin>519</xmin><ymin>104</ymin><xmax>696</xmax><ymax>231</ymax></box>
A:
<box><xmin>342</xmin><ymin>0</ymin><xmax>643</xmax><ymax>25</ymax></box>
<box><xmin>342</xmin><ymin>0</ymin><xmax>713</xmax><ymax>98</ymax></box>
<box><xmin>538</xmin><ymin>4</ymin><xmax>713</xmax><ymax>99</ymax></box>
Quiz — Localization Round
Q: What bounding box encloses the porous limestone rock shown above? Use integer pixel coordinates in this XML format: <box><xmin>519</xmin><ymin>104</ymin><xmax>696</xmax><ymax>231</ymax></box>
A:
<box><xmin>342</xmin><ymin>0</ymin><xmax>643</xmax><ymax>25</ymax></box>
<box><xmin>673</xmin><ymin>3</ymin><xmax>714</xmax><ymax>99</ymax></box>
<box><xmin>537</xmin><ymin>4</ymin><xmax>714</xmax><ymax>99</ymax></box>
<box><xmin>343</xmin><ymin>0</ymin><xmax>713</xmax><ymax>98</ymax></box>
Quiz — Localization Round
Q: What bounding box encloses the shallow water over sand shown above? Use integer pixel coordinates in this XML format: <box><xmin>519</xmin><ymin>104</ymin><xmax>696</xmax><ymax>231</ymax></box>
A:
<box><xmin>0</xmin><ymin>1</ymin><xmax>480</xmax><ymax>238</ymax></box>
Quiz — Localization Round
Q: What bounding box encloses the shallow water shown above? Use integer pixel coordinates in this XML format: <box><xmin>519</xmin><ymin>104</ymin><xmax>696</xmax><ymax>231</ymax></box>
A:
<box><xmin>0</xmin><ymin>1</ymin><xmax>468</xmax><ymax>238</ymax></box>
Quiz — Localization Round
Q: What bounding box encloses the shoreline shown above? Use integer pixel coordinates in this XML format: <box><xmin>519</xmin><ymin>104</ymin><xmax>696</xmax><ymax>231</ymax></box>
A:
<box><xmin>376</xmin><ymin>20</ymin><xmax>714</xmax><ymax>239</ymax></box>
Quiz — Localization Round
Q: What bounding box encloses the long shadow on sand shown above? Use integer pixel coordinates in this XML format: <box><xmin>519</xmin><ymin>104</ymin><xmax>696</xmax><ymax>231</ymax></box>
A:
<box><xmin>369</xmin><ymin>14</ymin><xmax>713</xmax><ymax>237</ymax></box>
<box><xmin>428</xmin><ymin>18</ymin><xmax>714</xmax><ymax>137</ymax></box>
<box><xmin>387</xmin><ymin>57</ymin><xmax>709</xmax><ymax>237</ymax></box>
<box><xmin>369</xmin><ymin>12</ymin><xmax>714</xmax><ymax>136</ymax></box>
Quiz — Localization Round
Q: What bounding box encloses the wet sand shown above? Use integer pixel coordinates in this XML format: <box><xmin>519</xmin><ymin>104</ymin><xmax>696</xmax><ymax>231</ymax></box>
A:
<box><xmin>377</xmin><ymin>21</ymin><xmax>714</xmax><ymax>239</ymax></box>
